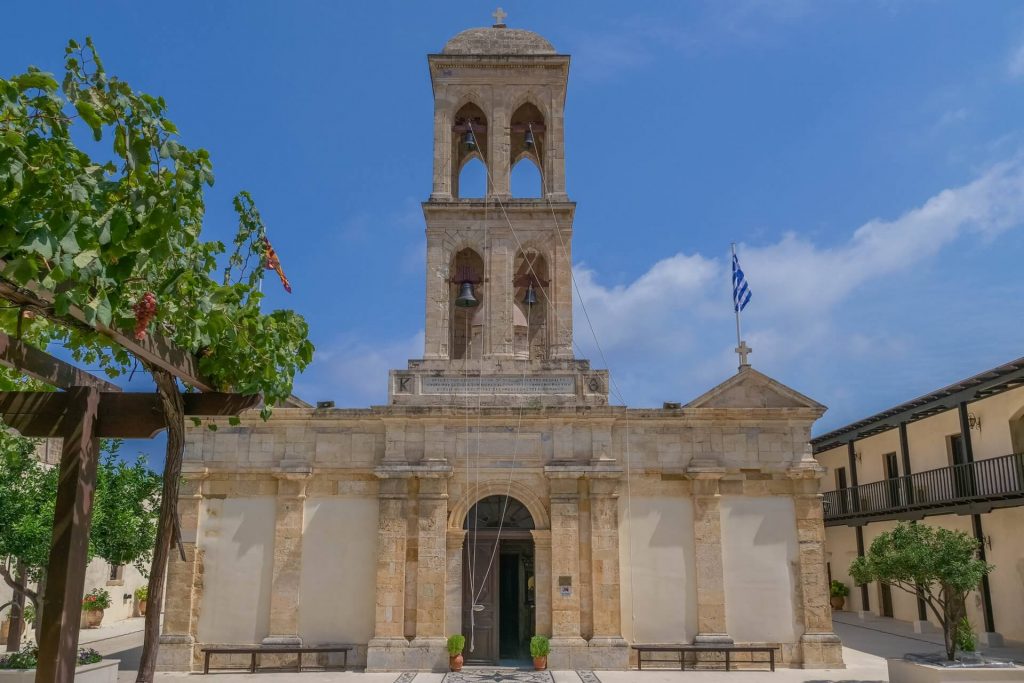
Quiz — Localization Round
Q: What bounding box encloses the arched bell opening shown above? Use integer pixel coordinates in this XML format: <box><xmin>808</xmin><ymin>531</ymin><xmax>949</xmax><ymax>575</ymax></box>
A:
<box><xmin>457</xmin><ymin>155</ymin><xmax>487</xmax><ymax>199</ymax></box>
<box><xmin>513</xmin><ymin>250</ymin><xmax>549</xmax><ymax>360</ymax></box>
<box><xmin>510</xmin><ymin>102</ymin><xmax>545</xmax><ymax>195</ymax></box>
<box><xmin>462</xmin><ymin>496</ymin><xmax>536</xmax><ymax>664</ymax></box>
<box><xmin>452</xmin><ymin>103</ymin><xmax>488</xmax><ymax>198</ymax></box>
<box><xmin>450</xmin><ymin>248</ymin><xmax>484</xmax><ymax>360</ymax></box>
<box><xmin>510</xmin><ymin>156</ymin><xmax>542</xmax><ymax>199</ymax></box>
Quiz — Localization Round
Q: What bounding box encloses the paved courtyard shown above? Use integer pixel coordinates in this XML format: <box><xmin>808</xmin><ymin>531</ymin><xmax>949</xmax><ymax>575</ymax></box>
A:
<box><xmin>21</xmin><ymin>612</ymin><xmax>1011</xmax><ymax>682</ymax></box>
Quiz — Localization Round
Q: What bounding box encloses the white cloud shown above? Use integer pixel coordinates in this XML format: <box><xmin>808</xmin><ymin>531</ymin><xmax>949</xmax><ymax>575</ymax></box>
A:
<box><xmin>293</xmin><ymin>331</ymin><xmax>423</xmax><ymax>407</ymax></box>
<box><xmin>572</xmin><ymin>157</ymin><xmax>1024</xmax><ymax>411</ymax></box>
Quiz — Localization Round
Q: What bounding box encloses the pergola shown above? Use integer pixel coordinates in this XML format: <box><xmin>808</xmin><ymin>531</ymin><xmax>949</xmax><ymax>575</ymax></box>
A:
<box><xmin>0</xmin><ymin>271</ymin><xmax>258</xmax><ymax>682</ymax></box>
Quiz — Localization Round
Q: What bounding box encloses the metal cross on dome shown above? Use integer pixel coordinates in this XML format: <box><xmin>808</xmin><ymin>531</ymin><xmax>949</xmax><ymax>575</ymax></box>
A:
<box><xmin>492</xmin><ymin>7</ymin><xmax>507</xmax><ymax>26</ymax></box>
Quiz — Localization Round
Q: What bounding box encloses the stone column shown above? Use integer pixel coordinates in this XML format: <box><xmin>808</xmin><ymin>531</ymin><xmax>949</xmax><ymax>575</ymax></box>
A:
<box><xmin>691</xmin><ymin>472</ymin><xmax>732</xmax><ymax>644</ymax></box>
<box><xmin>547</xmin><ymin>473</ymin><xmax>587</xmax><ymax>668</ymax></box>
<box><xmin>262</xmin><ymin>469</ymin><xmax>312</xmax><ymax>646</ymax></box>
<box><xmin>445</xmin><ymin>529</ymin><xmax>466</xmax><ymax>641</ymax></box>
<box><xmin>156</xmin><ymin>469</ymin><xmax>206</xmax><ymax>671</ymax></box>
<box><xmin>431</xmin><ymin>102</ymin><xmax>452</xmax><ymax>199</ymax></box>
<box><xmin>367</xmin><ymin>474</ymin><xmax>412</xmax><ymax>671</ymax></box>
<box><xmin>588</xmin><ymin>476</ymin><xmax>629</xmax><ymax>668</ymax></box>
<box><xmin>530</xmin><ymin>530</ymin><xmax>552</xmax><ymax>637</ymax></box>
<box><xmin>411</xmin><ymin>474</ymin><xmax>450</xmax><ymax>670</ymax></box>
<box><xmin>793</xmin><ymin>478</ymin><xmax>845</xmax><ymax>668</ymax></box>
<box><xmin>490</xmin><ymin>105</ymin><xmax>511</xmax><ymax>198</ymax></box>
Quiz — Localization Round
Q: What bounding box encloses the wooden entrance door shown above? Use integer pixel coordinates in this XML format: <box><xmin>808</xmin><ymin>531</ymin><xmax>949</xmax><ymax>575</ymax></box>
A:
<box><xmin>463</xmin><ymin>538</ymin><xmax>499</xmax><ymax>663</ymax></box>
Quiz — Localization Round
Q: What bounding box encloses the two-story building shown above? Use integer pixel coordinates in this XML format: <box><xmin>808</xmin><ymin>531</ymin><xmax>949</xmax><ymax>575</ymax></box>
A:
<box><xmin>813</xmin><ymin>357</ymin><xmax>1024</xmax><ymax>645</ymax></box>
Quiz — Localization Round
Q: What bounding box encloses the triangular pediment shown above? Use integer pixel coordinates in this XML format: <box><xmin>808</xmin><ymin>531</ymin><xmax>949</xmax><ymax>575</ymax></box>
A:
<box><xmin>685</xmin><ymin>367</ymin><xmax>825</xmax><ymax>412</ymax></box>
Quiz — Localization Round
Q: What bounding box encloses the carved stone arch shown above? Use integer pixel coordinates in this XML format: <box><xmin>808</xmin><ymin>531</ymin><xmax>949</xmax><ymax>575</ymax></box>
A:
<box><xmin>508</xmin><ymin>90</ymin><xmax>550</xmax><ymax>123</ymax></box>
<box><xmin>450</xmin><ymin>90</ymin><xmax>488</xmax><ymax>119</ymax></box>
<box><xmin>448</xmin><ymin>480</ymin><xmax>550</xmax><ymax>531</ymax></box>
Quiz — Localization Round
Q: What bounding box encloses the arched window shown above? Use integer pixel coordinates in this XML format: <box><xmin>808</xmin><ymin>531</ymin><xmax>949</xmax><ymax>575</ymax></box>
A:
<box><xmin>509</xmin><ymin>102</ymin><xmax>545</xmax><ymax>196</ymax></box>
<box><xmin>511</xmin><ymin>157</ymin><xmax>542</xmax><ymax>198</ymax></box>
<box><xmin>457</xmin><ymin>156</ymin><xmax>487</xmax><ymax>199</ymax></box>
<box><xmin>513</xmin><ymin>249</ymin><xmax>549</xmax><ymax>360</ymax></box>
<box><xmin>451</xmin><ymin>102</ymin><xmax>487</xmax><ymax>197</ymax></box>
<box><xmin>464</xmin><ymin>495</ymin><xmax>535</xmax><ymax>530</ymax></box>
<box><xmin>449</xmin><ymin>248</ymin><xmax>484</xmax><ymax>360</ymax></box>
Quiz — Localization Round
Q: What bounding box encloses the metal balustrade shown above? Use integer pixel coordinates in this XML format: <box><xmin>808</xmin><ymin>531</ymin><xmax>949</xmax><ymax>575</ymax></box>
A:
<box><xmin>822</xmin><ymin>452</ymin><xmax>1024</xmax><ymax>525</ymax></box>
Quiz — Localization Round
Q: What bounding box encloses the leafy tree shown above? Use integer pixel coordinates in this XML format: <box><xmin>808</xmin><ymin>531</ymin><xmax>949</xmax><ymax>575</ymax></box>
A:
<box><xmin>1</xmin><ymin>38</ymin><xmax>313</xmax><ymax>679</ymax></box>
<box><xmin>0</xmin><ymin>432</ymin><xmax>160</xmax><ymax>644</ymax></box>
<box><xmin>849</xmin><ymin>522</ymin><xmax>992</xmax><ymax>661</ymax></box>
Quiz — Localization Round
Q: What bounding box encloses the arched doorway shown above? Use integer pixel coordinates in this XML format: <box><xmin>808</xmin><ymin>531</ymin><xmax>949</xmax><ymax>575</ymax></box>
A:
<box><xmin>462</xmin><ymin>495</ymin><xmax>535</xmax><ymax>664</ymax></box>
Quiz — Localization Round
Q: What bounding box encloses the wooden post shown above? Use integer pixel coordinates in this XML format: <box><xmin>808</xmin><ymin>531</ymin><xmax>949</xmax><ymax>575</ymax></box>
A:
<box><xmin>36</xmin><ymin>386</ymin><xmax>101</xmax><ymax>683</ymax></box>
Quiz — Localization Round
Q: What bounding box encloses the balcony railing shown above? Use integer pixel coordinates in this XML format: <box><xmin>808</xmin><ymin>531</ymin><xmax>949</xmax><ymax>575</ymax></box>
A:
<box><xmin>823</xmin><ymin>452</ymin><xmax>1024</xmax><ymax>525</ymax></box>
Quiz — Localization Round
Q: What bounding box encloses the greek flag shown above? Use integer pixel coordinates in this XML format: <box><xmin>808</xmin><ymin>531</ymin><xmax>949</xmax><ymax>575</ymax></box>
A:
<box><xmin>732</xmin><ymin>254</ymin><xmax>752</xmax><ymax>312</ymax></box>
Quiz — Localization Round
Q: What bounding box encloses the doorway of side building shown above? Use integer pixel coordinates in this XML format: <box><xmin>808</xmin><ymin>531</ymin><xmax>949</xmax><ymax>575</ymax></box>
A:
<box><xmin>462</xmin><ymin>495</ymin><xmax>536</xmax><ymax>665</ymax></box>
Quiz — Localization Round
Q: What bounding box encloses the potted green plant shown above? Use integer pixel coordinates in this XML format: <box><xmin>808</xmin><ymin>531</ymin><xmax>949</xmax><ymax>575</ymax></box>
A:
<box><xmin>134</xmin><ymin>585</ymin><xmax>149</xmax><ymax>616</ymax></box>
<box><xmin>81</xmin><ymin>588</ymin><xmax>111</xmax><ymax>628</ymax></box>
<box><xmin>829</xmin><ymin>580</ymin><xmax>850</xmax><ymax>610</ymax></box>
<box><xmin>446</xmin><ymin>634</ymin><xmax>465</xmax><ymax>672</ymax></box>
<box><xmin>530</xmin><ymin>635</ymin><xmax>550</xmax><ymax>671</ymax></box>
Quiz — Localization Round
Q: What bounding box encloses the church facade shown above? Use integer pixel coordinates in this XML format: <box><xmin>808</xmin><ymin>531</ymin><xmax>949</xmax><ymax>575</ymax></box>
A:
<box><xmin>157</xmin><ymin>20</ymin><xmax>844</xmax><ymax>673</ymax></box>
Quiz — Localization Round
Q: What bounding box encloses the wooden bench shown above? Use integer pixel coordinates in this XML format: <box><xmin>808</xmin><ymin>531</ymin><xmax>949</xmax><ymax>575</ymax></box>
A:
<box><xmin>632</xmin><ymin>644</ymin><xmax>779</xmax><ymax>672</ymax></box>
<box><xmin>201</xmin><ymin>645</ymin><xmax>352</xmax><ymax>674</ymax></box>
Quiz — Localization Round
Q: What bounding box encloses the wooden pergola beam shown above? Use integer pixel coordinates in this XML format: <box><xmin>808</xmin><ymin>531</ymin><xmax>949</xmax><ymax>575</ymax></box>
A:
<box><xmin>0</xmin><ymin>332</ymin><xmax>120</xmax><ymax>392</ymax></box>
<box><xmin>0</xmin><ymin>268</ymin><xmax>214</xmax><ymax>391</ymax></box>
<box><xmin>0</xmin><ymin>391</ymin><xmax>261</xmax><ymax>438</ymax></box>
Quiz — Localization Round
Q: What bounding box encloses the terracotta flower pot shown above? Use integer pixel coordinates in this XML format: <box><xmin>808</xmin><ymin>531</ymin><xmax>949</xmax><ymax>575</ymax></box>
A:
<box><xmin>830</xmin><ymin>595</ymin><xmax>845</xmax><ymax>611</ymax></box>
<box><xmin>449</xmin><ymin>653</ymin><xmax>464</xmax><ymax>672</ymax></box>
<box><xmin>533</xmin><ymin>656</ymin><xmax>547</xmax><ymax>671</ymax></box>
<box><xmin>83</xmin><ymin>608</ymin><xmax>104</xmax><ymax>628</ymax></box>
<box><xmin>138</xmin><ymin>599</ymin><xmax>148</xmax><ymax>616</ymax></box>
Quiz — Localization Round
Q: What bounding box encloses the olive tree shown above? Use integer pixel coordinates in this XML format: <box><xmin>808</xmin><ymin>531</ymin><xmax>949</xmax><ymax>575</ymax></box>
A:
<box><xmin>849</xmin><ymin>522</ymin><xmax>992</xmax><ymax>661</ymax></box>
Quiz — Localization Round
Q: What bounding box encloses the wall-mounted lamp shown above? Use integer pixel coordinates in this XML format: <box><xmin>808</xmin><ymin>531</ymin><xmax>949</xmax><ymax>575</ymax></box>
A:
<box><xmin>855</xmin><ymin>451</ymin><xmax>862</xmax><ymax>463</ymax></box>
<box><xmin>968</xmin><ymin>412</ymin><xmax>982</xmax><ymax>432</ymax></box>
<box><xmin>985</xmin><ymin>535</ymin><xmax>993</xmax><ymax>552</ymax></box>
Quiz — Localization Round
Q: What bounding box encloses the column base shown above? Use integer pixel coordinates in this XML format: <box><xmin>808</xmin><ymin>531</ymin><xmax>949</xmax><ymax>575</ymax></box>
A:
<box><xmin>799</xmin><ymin>632</ymin><xmax>845</xmax><ymax>669</ymax></box>
<box><xmin>547</xmin><ymin>636</ymin><xmax>588</xmax><ymax>670</ymax></box>
<box><xmin>978</xmin><ymin>631</ymin><xmax>1004</xmax><ymax>647</ymax></box>
<box><xmin>409</xmin><ymin>636</ymin><xmax>448</xmax><ymax>672</ymax></box>
<box><xmin>366</xmin><ymin>637</ymin><xmax>412</xmax><ymax>672</ymax></box>
<box><xmin>584</xmin><ymin>636</ymin><xmax>630</xmax><ymax>669</ymax></box>
<box><xmin>155</xmin><ymin>634</ymin><xmax>195</xmax><ymax>671</ymax></box>
<box><xmin>694</xmin><ymin>633</ymin><xmax>734</xmax><ymax>645</ymax></box>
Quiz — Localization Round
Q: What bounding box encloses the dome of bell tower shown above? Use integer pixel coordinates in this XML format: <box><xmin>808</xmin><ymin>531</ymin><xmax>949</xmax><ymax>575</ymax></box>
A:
<box><xmin>441</xmin><ymin>27</ymin><xmax>556</xmax><ymax>55</ymax></box>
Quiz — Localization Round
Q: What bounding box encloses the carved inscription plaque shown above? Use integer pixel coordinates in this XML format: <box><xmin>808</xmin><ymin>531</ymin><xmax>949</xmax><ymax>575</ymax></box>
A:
<box><xmin>421</xmin><ymin>375</ymin><xmax>576</xmax><ymax>395</ymax></box>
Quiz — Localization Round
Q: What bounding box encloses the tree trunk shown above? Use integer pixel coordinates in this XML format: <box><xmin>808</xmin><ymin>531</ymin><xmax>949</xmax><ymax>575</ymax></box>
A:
<box><xmin>33</xmin><ymin>575</ymin><xmax>44</xmax><ymax>645</ymax></box>
<box><xmin>4</xmin><ymin>562</ymin><xmax>26</xmax><ymax>650</ymax></box>
<box><xmin>941</xmin><ymin>589</ymin><xmax>966</xmax><ymax>661</ymax></box>
<box><xmin>135</xmin><ymin>366</ymin><xmax>186</xmax><ymax>683</ymax></box>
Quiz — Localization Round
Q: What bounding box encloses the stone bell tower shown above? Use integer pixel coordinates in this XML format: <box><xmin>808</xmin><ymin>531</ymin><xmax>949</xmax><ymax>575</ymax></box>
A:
<box><xmin>389</xmin><ymin>13</ymin><xmax>608</xmax><ymax>406</ymax></box>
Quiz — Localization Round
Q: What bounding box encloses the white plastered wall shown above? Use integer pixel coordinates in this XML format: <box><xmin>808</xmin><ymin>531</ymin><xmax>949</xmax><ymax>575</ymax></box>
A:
<box><xmin>721</xmin><ymin>496</ymin><xmax>799</xmax><ymax>643</ymax></box>
<box><xmin>618</xmin><ymin>496</ymin><xmax>697</xmax><ymax>644</ymax></box>
<box><xmin>196</xmin><ymin>497</ymin><xmax>275</xmax><ymax>644</ymax></box>
<box><xmin>298</xmin><ymin>497</ymin><xmax>379</xmax><ymax>650</ymax></box>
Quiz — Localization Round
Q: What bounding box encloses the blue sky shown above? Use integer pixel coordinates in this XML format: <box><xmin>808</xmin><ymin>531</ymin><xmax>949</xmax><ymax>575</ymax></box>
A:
<box><xmin>4</xmin><ymin>0</ymin><xmax>1024</xmax><ymax>465</ymax></box>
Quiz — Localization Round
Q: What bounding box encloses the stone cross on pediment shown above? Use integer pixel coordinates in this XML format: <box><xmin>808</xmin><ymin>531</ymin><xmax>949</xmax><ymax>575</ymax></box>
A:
<box><xmin>492</xmin><ymin>7</ymin><xmax>507</xmax><ymax>26</ymax></box>
<box><xmin>735</xmin><ymin>340</ymin><xmax>752</xmax><ymax>368</ymax></box>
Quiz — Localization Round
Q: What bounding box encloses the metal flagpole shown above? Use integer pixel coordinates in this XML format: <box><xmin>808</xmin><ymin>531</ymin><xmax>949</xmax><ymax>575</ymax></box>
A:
<box><xmin>732</xmin><ymin>242</ymin><xmax>742</xmax><ymax>349</ymax></box>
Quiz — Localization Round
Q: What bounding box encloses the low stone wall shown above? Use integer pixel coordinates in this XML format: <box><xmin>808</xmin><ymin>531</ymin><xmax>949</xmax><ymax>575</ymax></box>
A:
<box><xmin>888</xmin><ymin>659</ymin><xmax>1022</xmax><ymax>683</ymax></box>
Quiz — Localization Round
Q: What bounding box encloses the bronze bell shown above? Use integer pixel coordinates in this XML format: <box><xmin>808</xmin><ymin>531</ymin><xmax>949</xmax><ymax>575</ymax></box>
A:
<box><xmin>524</xmin><ymin>127</ymin><xmax>535</xmax><ymax>148</ymax></box>
<box><xmin>455</xmin><ymin>281</ymin><xmax>478</xmax><ymax>307</ymax></box>
<box><xmin>463</xmin><ymin>130</ymin><xmax>477</xmax><ymax>151</ymax></box>
<box><xmin>523</xmin><ymin>283</ymin><xmax>537</xmax><ymax>306</ymax></box>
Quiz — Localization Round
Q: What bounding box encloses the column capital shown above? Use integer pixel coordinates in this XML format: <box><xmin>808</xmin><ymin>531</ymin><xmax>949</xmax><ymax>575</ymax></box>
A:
<box><xmin>530</xmin><ymin>529</ymin><xmax>552</xmax><ymax>549</ymax></box>
<box><xmin>446</xmin><ymin>528</ymin><xmax>467</xmax><ymax>550</ymax></box>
